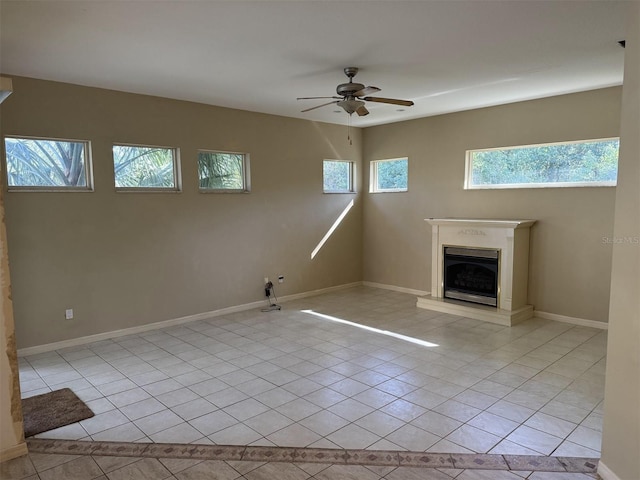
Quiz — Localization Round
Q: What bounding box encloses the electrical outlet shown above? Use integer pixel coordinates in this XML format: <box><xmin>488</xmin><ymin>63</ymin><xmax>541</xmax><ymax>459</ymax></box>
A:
<box><xmin>278</xmin><ymin>275</ymin><xmax>284</xmax><ymax>284</ymax></box>
<box><xmin>65</xmin><ymin>308</ymin><xmax>74</xmax><ymax>320</ymax></box>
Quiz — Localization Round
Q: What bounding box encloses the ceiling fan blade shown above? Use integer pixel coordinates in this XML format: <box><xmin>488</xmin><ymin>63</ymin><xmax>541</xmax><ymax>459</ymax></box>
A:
<box><xmin>301</xmin><ymin>101</ymin><xmax>338</xmax><ymax>113</ymax></box>
<box><xmin>353</xmin><ymin>86</ymin><xmax>381</xmax><ymax>97</ymax></box>
<box><xmin>297</xmin><ymin>96</ymin><xmax>342</xmax><ymax>100</ymax></box>
<box><xmin>363</xmin><ymin>96</ymin><xmax>414</xmax><ymax>107</ymax></box>
<box><xmin>356</xmin><ymin>105</ymin><xmax>369</xmax><ymax>116</ymax></box>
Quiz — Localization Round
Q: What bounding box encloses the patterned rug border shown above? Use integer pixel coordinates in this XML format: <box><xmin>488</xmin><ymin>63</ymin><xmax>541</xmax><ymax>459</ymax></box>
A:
<box><xmin>26</xmin><ymin>439</ymin><xmax>599</xmax><ymax>474</ymax></box>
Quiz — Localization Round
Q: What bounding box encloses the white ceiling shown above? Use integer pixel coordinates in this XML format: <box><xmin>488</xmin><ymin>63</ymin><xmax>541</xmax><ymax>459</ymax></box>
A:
<box><xmin>0</xmin><ymin>1</ymin><xmax>628</xmax><ymax>127</ymax></box>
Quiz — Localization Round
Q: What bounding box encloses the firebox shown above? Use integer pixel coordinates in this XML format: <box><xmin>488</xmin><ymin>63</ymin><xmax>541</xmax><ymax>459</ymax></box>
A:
<box><xmin>443</xmin><ymin>246</ymin><xmax>499</xmax><ymax>307</ymax></box>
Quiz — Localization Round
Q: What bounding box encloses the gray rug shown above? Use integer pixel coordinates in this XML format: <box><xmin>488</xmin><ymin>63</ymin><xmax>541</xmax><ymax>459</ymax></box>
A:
<box><xmin>22</xmin><ymin>388</ymin><xmax>94</xmax><ymax>437</ymax></box>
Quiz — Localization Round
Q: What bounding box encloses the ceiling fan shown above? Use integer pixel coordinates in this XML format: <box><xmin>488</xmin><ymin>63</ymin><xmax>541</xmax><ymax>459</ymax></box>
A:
<box><xmin>297</xmin><ymin>67</ymin><xmax>414</xmax><ymax>117</ymax></box>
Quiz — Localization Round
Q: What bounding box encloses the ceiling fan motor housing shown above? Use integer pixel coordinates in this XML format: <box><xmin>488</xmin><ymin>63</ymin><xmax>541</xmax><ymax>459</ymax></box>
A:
<box><xmin>337</xmin><ymin>66</ymin><xmax>364</xmax><ymax>96</ymax></box>
<box><xmin>337</xmin><ymin>82</ymin><xmax>365</xmax><ymax>96</ymax></box>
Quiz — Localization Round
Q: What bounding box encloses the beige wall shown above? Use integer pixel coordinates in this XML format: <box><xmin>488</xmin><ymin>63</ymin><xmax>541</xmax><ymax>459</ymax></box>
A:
<box><xmin>362</xmin><ymin>88</ymin><xmax>621</xmax><ymax>323</ymax></box>
<box><xmin>0</xmin><ymin>78</ymin><xmax>624</xmax><ymax>351</ymax></box>
<box><xmin>0</xmin><ymin>77</ymin><xmax>363</xmax><ymax>349</ymax></box>
<box><xmin>600</xmin><ymin>3</ymin><xmax>640</xmax><ymax>479</ymax></box>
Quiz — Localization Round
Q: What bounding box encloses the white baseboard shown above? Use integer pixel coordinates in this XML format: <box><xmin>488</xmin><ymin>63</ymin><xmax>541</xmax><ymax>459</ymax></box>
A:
<box><xmin>0</xmin><ymin>442</ymin><xmax>28</xmax><ymax>463</ymax></box>
<box><xmin>534</xmin><ymin>310</ymin><xmax>608</xmax><ymax>330</ymax></box>
<box><xmin>597</xmin><ymin>461</ymin><xmax>622</xmax><ymax>480</ymax></box>
<box><xmin>362</xmin><ymin>281</ymin><xmax>428</xmax><ymax>297</ymax></box>
<box><xmin>17</xmin><ymin>281</ymin><xmax>363</xmax><ymax>357</ymax></box>
<box><xmin>19</xmin><ymin>281</ymin><xmax>607</xmax><ymax>357</ymax></box>
<box><xmin>277</xmin><ymin>281</ymin><xmax>363</xmax><ymax>303</ymax></box>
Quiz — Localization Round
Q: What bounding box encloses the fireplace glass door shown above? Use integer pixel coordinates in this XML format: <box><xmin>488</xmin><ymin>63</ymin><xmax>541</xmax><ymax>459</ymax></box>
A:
<box><xmin>443</xmin><ymin>246</ymin><xmax>499</xmax><ymax>307</ymax></box>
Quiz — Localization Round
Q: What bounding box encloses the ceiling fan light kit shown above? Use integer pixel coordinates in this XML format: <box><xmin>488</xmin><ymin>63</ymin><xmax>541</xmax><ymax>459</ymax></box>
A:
<box><xmin>297</xmin><ymin>67</ymin><xmax>414</xmax><ymax>118</ymax></box>
<box><xmin>337</xmin><ymin>99</ymin><xmax>367</xmax><ymax>115</ymax></box>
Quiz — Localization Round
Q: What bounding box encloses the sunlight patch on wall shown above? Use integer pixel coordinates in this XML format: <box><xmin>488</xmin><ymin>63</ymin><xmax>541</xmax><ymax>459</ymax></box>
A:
<box><xmin>301</xmin><ymin>309</ymin><xmax>439</xmax><ymax>348</ymax></box>
<box><xmin>311</xmin><ymin>199</ymin><xmax>354</xmax><ymax>259</ymax></box>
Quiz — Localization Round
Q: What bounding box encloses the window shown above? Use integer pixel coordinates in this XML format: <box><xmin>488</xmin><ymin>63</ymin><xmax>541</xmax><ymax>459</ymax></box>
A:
<box><xmin>323</xmin><ymin>160</ymin><xmax>354</xmax><ymax>193</ymax></box>
<box><xmin>465</xmin><ymin>138</ymin><xmax>619</xmax><ymax>189</ymax></box>
<box><xmin>370</xmin><ymin>157</ymin><xmax>408</xmax><ymax>192</ymax></box>
<box><xmin>3</xmin><ymin>136</ymin><xmax>92</xmax><ymax>190</ymax></box>
<box><xmin>113</xmin><ymin>144</ymin><xmax>180</xmax><ymax>191</ymax></box>
<box><xmin>198</xmin><ymin>151</ymin><xmax>249</xmax><ymax>192</ymax></box>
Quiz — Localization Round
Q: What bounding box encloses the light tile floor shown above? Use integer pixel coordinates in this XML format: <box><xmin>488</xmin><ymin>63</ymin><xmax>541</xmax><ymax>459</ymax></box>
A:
<box><xmin>19</xmin><ymin>286</ymin><xmax>606</xmax><ymax>458</ymax></box>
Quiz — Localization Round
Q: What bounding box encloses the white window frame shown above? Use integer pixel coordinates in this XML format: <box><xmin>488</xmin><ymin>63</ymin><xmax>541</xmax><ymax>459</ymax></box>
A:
<box><xmin>113</xmin><ymin>143</ymin><xmax>181</xmax><ymax>192</ymax></box>
<box><xmin>465</xmin><ymin>137</ymin><xmax>619</xmax><ymax>190</ymax></box>
<box><xmin>323</xmin><ymin>159</ymin><xmax>355</xmax><ymax>194</ymax></box>
<box><xmin>197</xmin><ymin>150</ymin><xmax>250</xmax><ymax>193</ymax></box>
<box><xmin>3</xmin><ymin>135</ymin><xmax>94</xmax><ymax>192</ymax></box>
<box><xmin>370</xmin><ymin>157</ymin><xmax>408</xmax><ymax>193</ymax></box>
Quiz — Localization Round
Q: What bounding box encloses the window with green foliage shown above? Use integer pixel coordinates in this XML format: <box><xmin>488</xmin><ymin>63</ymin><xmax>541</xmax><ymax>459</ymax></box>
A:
<box><xmin>370</xmin><ymin>158</ymin><xmax>408</xmax><ymax>192</ymax></box>
<box><xmin>3</xmin><ymin>136</ymin><xmax>92</xmax><ymax>190</ymax></box>
<box><xmin>466</xmin><ymin>138</ymin><xmax>619</xmax><ymax>189</ymax></box>
<box><xmin>323</xmin><ymin>160</ymin><xmax>354</xmax><ymax>193</ymax></box>
<box><xmin>198</xmin><ymin>151</ymin><xmax>249</xmax><ymax>192</ymax></box>
<box><xmin>113</xmin><ymin>144</ymin><xmax>180</xmax><ymax>190</ymax></box>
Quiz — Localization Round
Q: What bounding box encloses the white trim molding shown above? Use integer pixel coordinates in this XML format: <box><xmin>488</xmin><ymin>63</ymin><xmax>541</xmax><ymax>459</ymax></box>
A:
<box><xmin>534</xmin><ymin>310</ymin><xmax>608</xmax><ymax>330</ymax></box>
<box><xmin>275</xmin><ymin>282</ymin><xmax>362</xmax><ymax>303</ymax></box>
<box><xmin>17</xmin><ymin>280</ymin><xmax>610</xmax><ymax>357</ymax></box>
<box><xmin>362</xmin><ymin>281</ymin><xmax>428</xmax><ymax>297</ymax></box>
<box><xmin>17</xmin><ymin>282</ymin><xmax>363</xmax><ymax>357</ymax></box>
<box><xmin>0</xmin><ymin>442</ymin><xmax>28</xmax><ymax>463</ymax></box>
<box><xmin>597</xmin><ymin>461</ymin><xmax>622</xmax><ymax>480</ymax></box>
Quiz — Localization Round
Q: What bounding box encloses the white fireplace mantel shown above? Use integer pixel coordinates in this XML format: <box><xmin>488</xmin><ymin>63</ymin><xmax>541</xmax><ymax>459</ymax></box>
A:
<box><xmin>417</xmin><ymin>218</ymin><xmax>536</xmax><ymax>326</ymax></box>
<box><xmin>426</xmin><ymin>218</ymin><xmax>536</xmax><ymax>230</ymax></box>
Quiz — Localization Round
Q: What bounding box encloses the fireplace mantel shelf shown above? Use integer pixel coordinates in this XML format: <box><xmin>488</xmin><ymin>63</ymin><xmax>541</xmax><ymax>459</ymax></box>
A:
<box><xmin>426</xmin><ymin>218</ymin><xmax>536</xmax><ymax>229</ymax></box>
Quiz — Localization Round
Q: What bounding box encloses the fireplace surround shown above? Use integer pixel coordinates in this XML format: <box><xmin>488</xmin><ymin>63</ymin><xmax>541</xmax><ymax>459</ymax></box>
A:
<box><xmin>417</xmin><ymin>218</ymin><xmax>536</xmax><ymax>326</ymax></box>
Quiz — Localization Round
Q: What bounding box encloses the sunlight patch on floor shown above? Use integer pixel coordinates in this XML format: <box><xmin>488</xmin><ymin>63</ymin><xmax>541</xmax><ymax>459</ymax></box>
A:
<box><xmin>301</xmin><ymin>309</ymin><xmax>439</xmax><ymax>348</ymax></box>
